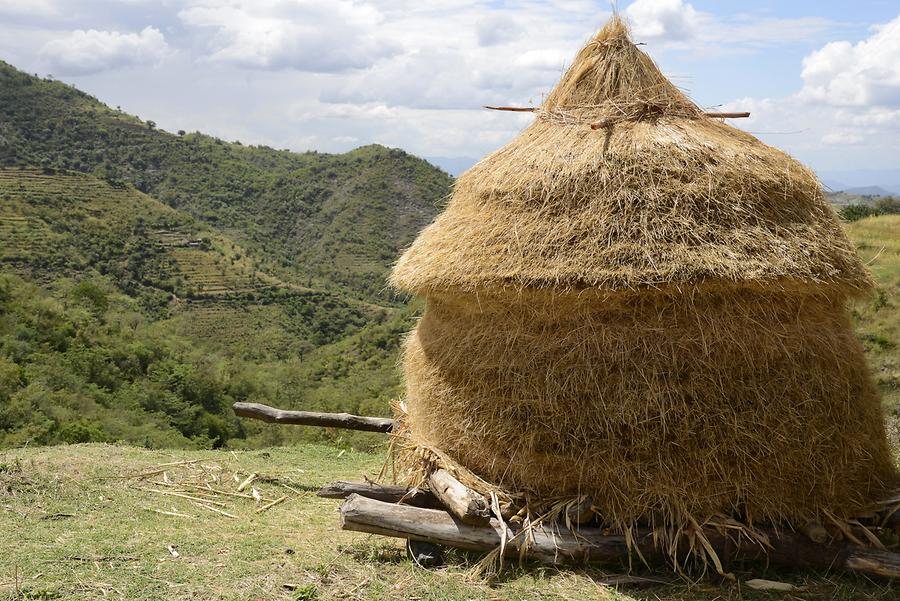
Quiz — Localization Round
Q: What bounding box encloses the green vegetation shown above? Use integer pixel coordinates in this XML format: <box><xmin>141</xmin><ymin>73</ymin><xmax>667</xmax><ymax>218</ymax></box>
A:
<box><xmin>0</xmin><ymin>59</ymin><xmax>450</xmax><ymax>451</ymax></box>
<box><xmin>0</xmin><ymin>61</ymin><xmax>452</xmax><ymax>302</ymax></box>
<box><xmin>2</xmin><ymin>444</ymin><xmax>897</xmax><ymax>601</ymax></box>
<box><xmin>0</xmin><ymin>168</ymin><xmax>413</xmax><ymax>450</ymax></box>
<box><xmin>0</xmin><ymin>271</ymin><xmax>412</xmax><ymax>450</ymax></box>
<box><xmin>838</xmin><ymin>197</ymin><xmax>900</xmax><ymax>222</ymax></box>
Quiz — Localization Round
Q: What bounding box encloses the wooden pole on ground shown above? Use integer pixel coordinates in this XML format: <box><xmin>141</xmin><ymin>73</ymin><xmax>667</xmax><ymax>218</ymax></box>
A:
<box><xmin>317</xmin><ymin>481</ymin><xmax>438</xmax><ymax>508</ymax></box>
<box><xmin>339</xmin><ymin>494</ymin><xmax>900</xmax><ymax>579</ymax></box>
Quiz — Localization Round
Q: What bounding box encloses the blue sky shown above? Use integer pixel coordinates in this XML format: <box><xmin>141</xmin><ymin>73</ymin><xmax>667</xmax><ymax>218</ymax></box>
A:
<box><xmin>1</xmin><ymin>0</ymin><xmax>898</xmax><ymax>186</ymax></box>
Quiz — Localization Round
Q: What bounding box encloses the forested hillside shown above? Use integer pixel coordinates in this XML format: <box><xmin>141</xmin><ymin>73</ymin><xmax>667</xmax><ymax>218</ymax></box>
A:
<box><xmin>0</xmin><ymin>62</ymin><xmax>445</xmax><ymax>450</ymax></box>
<box><xmin>0</xmin><ymin>61</ymin><xmax>452</xmax><ymax>301</ymax></box>
<box><xmin>0</xmin><ymin>168</ymin><xmax>419</xmax><ymax>449</ymax></box>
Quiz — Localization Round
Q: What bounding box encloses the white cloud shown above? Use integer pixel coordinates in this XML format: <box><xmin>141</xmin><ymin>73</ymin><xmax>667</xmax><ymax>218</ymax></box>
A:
<box><xmin>800</xmin><ymin>15</ymin><xmax>900</xmax><ymax>107</ymax></box>
<box><xmin>3</xmin><ymin>1</ymin><xmax>896</xmax><ymax>174</ymax></box>
<box><xmin>0</xmin><ymin>0</ymin><xmax>58</xmax><ymax>18</ymax></box>
<box><xmin>178</xmin><ymin>0</ymin><xmax>400</xmax><ymax>72</ymax></box>
<box><xmin>626</xmin><ymin>0</ymin><xmax>698</xmax><ymax>42</ymax></box>
<box><xmin>821</xmin><ymin>130</ymin><xmax>865</xmax><ymax>146</ymax></box>
<box><xmin>476</xmin><ymin>14</ymin><xmax>521</xmax><ymax>47</ymax></box>
<box><xmin>317</xmin><ymin>2</ymin><xmax>592</xmax><ymax>110</ymax></box>
<box><xmin>624</xmin><ymin>0</ymin><xmax>832</xmax><ymax>49</ymax></box>
<box><xmin>40</xmin><ymin>26</ymin><xmax>169</xmax><ymax>75</ymax></box>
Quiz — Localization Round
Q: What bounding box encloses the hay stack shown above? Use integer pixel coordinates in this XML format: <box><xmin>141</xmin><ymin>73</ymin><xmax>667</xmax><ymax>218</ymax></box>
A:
<box><xmin>389</xmin><ymin>17</ymin><xmax>896</xmax><ymax>533</ymax></box>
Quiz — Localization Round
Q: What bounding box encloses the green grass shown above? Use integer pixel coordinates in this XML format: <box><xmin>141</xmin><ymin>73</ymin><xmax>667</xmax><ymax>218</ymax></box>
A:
<box><xmin>1</xmin><ymin>444</ymin><xmax>897</xmax><ymax>601</ymax></box>
<box><xmin>846</xmin><ymin>215</ymin><xmax>900</xmax><ymax>433</ymax></box>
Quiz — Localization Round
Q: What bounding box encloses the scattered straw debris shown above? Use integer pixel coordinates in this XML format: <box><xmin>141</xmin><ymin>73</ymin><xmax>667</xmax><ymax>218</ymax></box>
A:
<box><xmin>237</xmin><ymin>473</ymin><xmax>258</xmax><ymax>492</ymax></box>
<box><xmin>124</xmin><ymin>458</ymin><xmax>302</xmax><ymax>522</ymax></box>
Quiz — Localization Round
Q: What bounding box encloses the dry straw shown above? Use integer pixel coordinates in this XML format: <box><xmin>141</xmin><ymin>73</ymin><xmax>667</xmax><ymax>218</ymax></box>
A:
<box><xmin>390</xmin><ymin>15</ymin><xmax>897</xmax><ymax>563</ymax></box>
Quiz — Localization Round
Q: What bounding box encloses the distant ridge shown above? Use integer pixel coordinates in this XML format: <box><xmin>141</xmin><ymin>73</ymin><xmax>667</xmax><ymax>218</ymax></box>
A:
<box><xmin>840</xmin><ymin>185</ymin><xmax>894</xmax><ymax>197</ymax></box>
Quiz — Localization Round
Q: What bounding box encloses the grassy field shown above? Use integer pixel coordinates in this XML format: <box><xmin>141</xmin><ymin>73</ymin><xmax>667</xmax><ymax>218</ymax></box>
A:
<box><xmin>1</xmin><ymin>444</ymin><xmax>897</xmax><ymax>601</ymax></box>
<box><xmin>846</xmin><ymin>214</ymin><xmax>900</xmax><ymax>417</ymax></box>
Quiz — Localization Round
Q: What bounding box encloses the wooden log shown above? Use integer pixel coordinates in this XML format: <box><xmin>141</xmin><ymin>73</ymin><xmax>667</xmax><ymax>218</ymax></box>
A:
<box><xmin>483</xmin><ymin>105</ymin><xmax>538</xmax><ymax>112</ymax></box>
<box><xmin>590</xmin><ymin>111</ymin><xmax>751</xmax><ymax>129</ymax></box>
<box><xmin>316</xmin><ymin>481</ymin><xmax>438</xmax><ymax>508</ymax></box>
<box><xmin>426</xmin><ymin>469</ymin><xmax>491</xmax><ymax>525</ymax></box>
<box><xmin>233</xmin><ymin>402</ymin><xmax>394</xmax><ymax>433</ymax></box>
<box><xmin>339</xmin><ymin>495</ymin><xmax>900</xmax><ymax>579</ymax></box>
<box><xmin>340</xmin><ymin>493</ymin><xmax>623</xmax><ymax>565</ymax></box>
<box><xmin>565</xmin><ymin>496</ymin><xmax>595</xmax><ymax>526</ymax></box>
<box><xmin>484</xmin><ymin>105</ymin><xmax>750</xmax><ymax>124</ymax></box>
<box><xmin>801</xmin><ymin>522</ymin><xmax>829</xmax><ymax>544</ymax></box>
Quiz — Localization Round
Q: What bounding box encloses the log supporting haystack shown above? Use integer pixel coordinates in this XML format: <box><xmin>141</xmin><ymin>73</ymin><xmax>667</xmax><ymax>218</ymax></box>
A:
<box><xmin>339</xmin><ymin>494</ymin><xmax>900</xmax><ymax>579</ymax></box>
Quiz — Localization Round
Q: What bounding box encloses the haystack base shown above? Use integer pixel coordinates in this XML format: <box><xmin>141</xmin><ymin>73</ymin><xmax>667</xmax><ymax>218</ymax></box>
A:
<box><xmin>340</xmin><ymin>494</ymin><xmax>900</xmax><ymax>579</ymax></box>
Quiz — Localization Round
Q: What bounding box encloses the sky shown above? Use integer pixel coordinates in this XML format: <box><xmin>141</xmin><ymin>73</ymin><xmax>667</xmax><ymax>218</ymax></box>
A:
<box><xmin>1</xmin><ymin>0</ymin><xmax>899</xmax><ymax>186</ymax></box>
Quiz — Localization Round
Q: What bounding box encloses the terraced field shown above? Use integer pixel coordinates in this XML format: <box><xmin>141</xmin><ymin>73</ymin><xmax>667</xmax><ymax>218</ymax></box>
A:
<box><xmin>0</xmin><ymin>168</ymin><xmax>276</xmax><ymax>298</ymax></box>
<box><xmin>0</xmin><ymin>210</ymin><xmax>56</xmax><ymax>263</ymax></box>
<box><xmin>172</xmin><ymin>302</ymin><xmax>299</xmax><ymax>355</ymax></box>
<box><xmin>0</xmin><ymin>168</ymin><xmax>395</xmax><ymax>360</ymax></box>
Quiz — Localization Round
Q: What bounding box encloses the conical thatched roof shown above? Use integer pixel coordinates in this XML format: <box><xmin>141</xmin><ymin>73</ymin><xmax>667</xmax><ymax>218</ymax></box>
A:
<box><xmin>391</xmin><ymin>17</ymin><xmax>871</xmax><ymax>296</ymax></box>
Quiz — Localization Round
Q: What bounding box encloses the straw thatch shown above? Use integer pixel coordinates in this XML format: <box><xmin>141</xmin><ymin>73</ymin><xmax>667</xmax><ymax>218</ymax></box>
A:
<box><xmin>389</xmin><ymin>16</ymin><xmax>896</xmax><ymax>546</ymax></box>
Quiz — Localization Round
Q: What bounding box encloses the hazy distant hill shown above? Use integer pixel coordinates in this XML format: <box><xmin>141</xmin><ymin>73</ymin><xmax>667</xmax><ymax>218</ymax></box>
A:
<box><xmin>0</xmin><ymin>61</ymin><xmax>452</xmax><ymax>302</ymax></box>
<box><xmin>841</xmin><ymin>186</ymin><xmax>894</xmax><ymax>197</ymax></box>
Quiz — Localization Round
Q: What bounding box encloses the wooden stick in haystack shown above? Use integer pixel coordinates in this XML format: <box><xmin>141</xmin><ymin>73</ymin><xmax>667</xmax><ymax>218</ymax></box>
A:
<box><xmin>484</xmin><ymin>105</ymin><xmax>752</xmax><ymax>124</ymax></box>
<box><xmin>339</xmin><ymin>494</ymin><xmax>900</xmax><ymax>579</ymax></box>
<box><xmin>232</xmin><ymin>402</ymin><xmax>394</xmax><ymax>433</ymax></box>
<box><xmin>426</xmin><ymin>469</ymin><xmax>491</xmax><ymax>525</ymax></box>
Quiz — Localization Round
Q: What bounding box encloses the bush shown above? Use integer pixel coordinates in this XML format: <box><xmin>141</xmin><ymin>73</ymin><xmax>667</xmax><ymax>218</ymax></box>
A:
<box><xmin>59</xmin><ymin>421</ymin><xmax>110</xmax><ymax>444</ymax></box>
<box><xmin>839</xmin><ymin>204</ymin><xmax>880</xmax><ymax>222</ymax></box>
<box><xmin>839</xmin><ymin>197</ymin><xmax>900</xmax><ymax>222</ymax></box>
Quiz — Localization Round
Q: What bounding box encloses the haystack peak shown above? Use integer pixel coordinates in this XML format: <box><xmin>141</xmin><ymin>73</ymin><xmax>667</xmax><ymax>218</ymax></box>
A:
<box><xmin>543</xmin><ymin>16</ymin><xmax>701</xmax><ymax>121</ymax></box>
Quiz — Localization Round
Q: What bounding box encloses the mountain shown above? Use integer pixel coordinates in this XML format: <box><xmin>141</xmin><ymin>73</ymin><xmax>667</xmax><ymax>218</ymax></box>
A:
<box><xmin>0</xmin><ymin>167</ymin><xmax>422</xmax><ymax>448</ymax></box>
<box><xmin>817</xmin><ymin>169</ymin><xmax>900</xmax><ymax>196</ymax></box>
<box><xmin>0</xmin><ymin>168</ymin><xmax>386</xmax><ymax>355</ymax></box>
<box><xmin>0</xmin><ymin>61</ymin><xmax>453</xmax><ymax>450</ymax></box>
<box><xmin>842</xmin><ymin>186</ymin><xmax>893</xmax><ymax>197</ymax></box>
<box><xmin>0</xmin><ymin>61</ymin><xmax>452</xmax><ymax>303</ymax></box>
